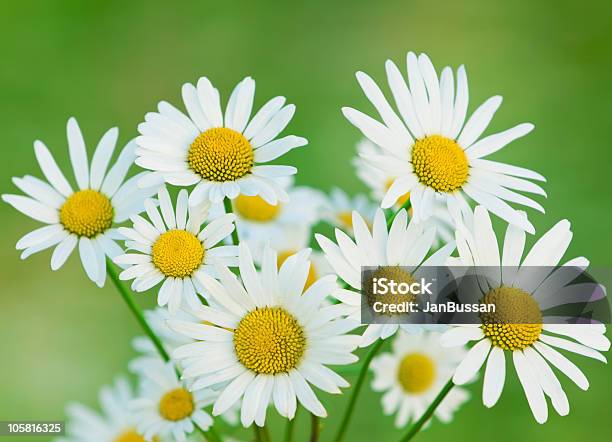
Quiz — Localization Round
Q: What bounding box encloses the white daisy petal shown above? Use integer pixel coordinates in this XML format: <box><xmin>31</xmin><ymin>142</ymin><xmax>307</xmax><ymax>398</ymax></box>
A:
<box><xmin>66</xmin><ymin>117</ymin><xmax>90</xmax><ymax>189</ymax></box>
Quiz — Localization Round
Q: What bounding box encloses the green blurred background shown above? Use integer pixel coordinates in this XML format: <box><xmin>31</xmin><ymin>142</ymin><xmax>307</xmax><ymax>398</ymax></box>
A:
<box><xmin>1</xmin><ymin>0</ymin><xmax>611</xmax><ymax>440</ymax></box>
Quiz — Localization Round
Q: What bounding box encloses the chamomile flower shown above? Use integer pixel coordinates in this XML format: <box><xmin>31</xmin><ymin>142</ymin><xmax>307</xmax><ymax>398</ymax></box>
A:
<box><xmin>2</xmin><ymin>118</ymin><xmax>157</xmax><ymax>287</ymax></box>
<box><xmin>130</xmin><ymin>360</ymin><xmax>213</xmax><ymax>441</ymax></box>
<box><xmin>323</xmin><ymin>187</ymin><xmax>377</xmax><ymax>235</ymax></box>
<box><xmin>371</xmin><ymin>331</ymin><xmax>469</xmax><ymax>428</ymax></box>
<box><xmin>58</xmin><ymin>377</ymin><xmax>151</xmax><ymax>442</ymax></box>
<box><xmin>440</xmin><ymin>206</ymin><xmax>610</xmax><ymax>423</ymax></box>
<box><xmin>132</xmin><ymin>307</ymin><xmax>197</xmax><ymax>363</ymax></box>
<box><xmin>167</xmin><ymin>243</ymin><xmax>360</xmax><ymax>427</ymax></box>
<box><xmin>343</xmin><ymin>52</ymin><xmax>546</xmax><ymax>234</ymax></box>
<box><xmin>135</xmin><ymin>76</ymin><xmax>307</xmax><ymax>206</ymax></box>
<box><xmin>114</xmin><ymin>186</ymin><xmax>238</xmax><ymax>314</ymax></box>
<box><xmin>353</xmin><ymin>139</ymin><xmax>454</xmax><ymax>247</ymax></box>
<box><xmin>316</xmin><ymin>209</ymin><xmax>456</xmax><ymax>347</ymax></box>
<box><xmin>231</xmin><ymin>177</ymin><xmax>326</xmax><ymax>244</ymax></box>
<box><xmin>246</xmin><ymin>223</ymin><xmax>333</xmax><ymax>292</ymax></box>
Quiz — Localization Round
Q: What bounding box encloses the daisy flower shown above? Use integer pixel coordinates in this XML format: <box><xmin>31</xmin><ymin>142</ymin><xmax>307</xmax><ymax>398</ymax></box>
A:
<box><xmin>371</xmin><ymin>331</ymin><xmax>469</xmax><ymax>428</ymax></box>
<box><xmin>231</xmin><ymin>177</ymin><xmax>326</xmax><ymax>243</ymax></box>
<box><xmin>167</xmin><ymin>243</ymin><xmax>360</xmax><ymax>427</ymax></box>
<box><xmin>132</xmin><ymin>307</ymin><xmax>197</xmax><ymax>363</ymax></box>
<box><xmin>316</xmin><ymin>209</ymin><xmax>456</xmax><ymax>347</ymax></box>
<box><xmin>343</xmin><ymin>51</ymin><xmax>546</xmax><ymax>234</ymax></box>
<box><xmin>440</xmin><ymin>206</ymin><xmax>610</xmax><ymax>423</ymax></box>
<box><xmin>246</xmin><ymin>223</ymin><xmax>333</xmax><ymax>293</ymax></box>
<box><xmin>322</xmin><ymin>187</ymin><xmax>377</xmax><ymax>235</ymax></box>
<box><xmin>114</xmin><ymin>186</ymin><xmax>238</xmax><ymax>314</ymax></box>
<box><xmin>135</xmin><ymin>76</ymin><xmax>307</xmax><ymax>206</ymax></box>
<box><xmin>2</xmin><ymin>118</ymin><xmax>157</xmax><ymax>287</ymax></box>
<box><xmin>130</xmin><ymin>360</ymin><xmax>213</xmax><ymax>441</ymax></box>
<box><xmin>353</xmin><ymin>138</ymin><xmax>454</xmax><ymax>246</ymax></box>
<box><xmin>58</xmin><ymin>377</ymin><xmax>151</xmax><ymax>442</ymax></box>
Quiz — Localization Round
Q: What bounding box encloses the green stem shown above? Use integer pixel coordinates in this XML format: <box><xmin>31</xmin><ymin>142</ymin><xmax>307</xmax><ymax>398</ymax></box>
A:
<box><xmin>386</xmin><ymin>199</ymin><xmax>412</xmax><ymax>229</ymax></box>
<box><xmin>284</xmin><ymin>409</ymin><xmax>297</xmax><ymax>442</ymax></box>
<box><xmin>106</xmin><ymin>262</ymin><xmax>170</xmax><ymax>362</ymax></box>
<box><xmin>223</xmin><ymin>198</ymin><xmax>240</xmax><ymax>245</ymax></box>
<box><xmin>399</xmin><ymin>379</ymin><xmax>455</xmax><ymax>442</ymax></box>
<box><xmin>254</xmin><ymin>425</ymin><xmax>271</xmax><ymax>442</ymax></box>
<box><xmin>333</xmin><ymin>339</ymin><xmax>385</xmax><ymax>442</ymax></box>
<box><xmin>310</xmin><ymin>413</ymin><xmax>320</xmax><ymax>442</ymax></box>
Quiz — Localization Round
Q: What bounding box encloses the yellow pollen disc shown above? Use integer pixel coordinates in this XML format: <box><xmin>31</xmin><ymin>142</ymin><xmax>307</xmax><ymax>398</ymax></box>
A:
<box><xmin>385</xmin><ymin>179</ymin><xmax>410</xmax><ymax>207</ymax></box>
<box><xmin>397</xmin><ymin>352</ymin><xmax>436</xmax><ymax>393</ymax></box>
<box><xmin>234</xmin><ymin>194</ymin><xmax>281</xmax><ymax>222</ymax></box>
<box><xmin>59</xmin><ymin>189</ymin><xmax>114</xmax><ymax>237</ymax></box>
<box><xmin>278</xmin><ymin>250</ymin><xmax>317</xmax><ymax>291</ymax></box>
<box><xmin>151</xmin><ymin>230</ymin><xmax>204</xmax><ymax>278</ymax></box>
<box><xmin>480</xmin><ymin>286</ymin><xmax>543</xmax><ymax>351</ymax></box>
<box><xmin>365</xmin><ymin>266</ymin><xmax>416</xmax><ymax>316</ymax></box>
<box><xmin>337</xmin><ymin>211</ymin><xmax>354</xmax><ymax>230</ymax></box>
<box><xmin>234</xmin><ymin>307</ymin><xmax>306</xmax><ymax>374</ymax></box>
<box><xmin>188</xmin><ymin>127</ymin><xmax>253</xmax><ymax>182</ymax></box>
<box><xmin>114</xmin><ymin>429</ymin><xmax>151</xmax><ymax>442</ymax></box>
<box><xmin>158</xmin><ymin>388</ymin><xmax>194</xmax><ymax>421</ymax></box>
<box><xmin>411</xmin><ymin>135</ymin><xmax>469</xmax><ymax>192</ymax></box>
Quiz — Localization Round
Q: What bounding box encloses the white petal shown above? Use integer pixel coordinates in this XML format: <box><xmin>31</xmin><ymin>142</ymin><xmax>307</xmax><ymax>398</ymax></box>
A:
<box><xmin>90</xmin><ymin>127</ymin><xmax>119</xmax><ymax>190</ymax></box>
<box><xmin>33</xmin><ymin>141</ymin><xmax>73</xmax><ymax>197</ymax></box>
<box><xmin>482</xmin><ymin>346</ymin><xmax>505</xmax><ymax>408</ymax></box>
<box><xmin>452</xmin><ymin>339</ymin><xmax>490</xmax><ymax>384</ymax></box>
<box><xmin>66</xmin><ymin>117</ymin><xmax>90</xmax><ymax>189</ymax></box>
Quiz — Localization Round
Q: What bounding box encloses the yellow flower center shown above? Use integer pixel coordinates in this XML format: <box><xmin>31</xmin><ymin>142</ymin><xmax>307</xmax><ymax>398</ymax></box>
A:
<box><xmin>151</xmin><ymin>230</ymin><xmax>204</xmax><ymax>278</ymax></box>
<box><xmin>114</xmin><ymin>429</ymin><xmax>152</xmax><ymax>442</ymax></box>
<box><xmin>411</xmin><ymin>135</ymin><xmax>469</xmax><ymax>192</ymax></box>
<box><xmin>364</xmin><ymin>266</ymin><xmax>416</xmax><ymax>316</ymax></box>
<box><xmin>337</xmin><ymin>211</ymin><xmax>354</xmax><ymax>230</ymax></box>
<box><xmin>397</xmin><ymin>352</ymin><xmax>436</xmax><ymax>393</ymax></box>
<box><xmin>158</xmin><ymin>388</ymin><xmax>195</xmax><ymax>421</ymax></box>
<box><xmin>234</xmin><ymin>194</ymin><xmax>281</xmax><ymax>222</ymax></box>
<box><xmin>59</xmin><ymin>189</ymin><xmax>114</xmax><ymax>237</ymax></box>
<box><xmin>278</xmin><ymin>250</ymin><xmax>317</xmax><ymax>291</ymax></box>
<box><xmin>480</xmin><ymin>286</ymin><xmax>543</xmax><ymax>351</ymax></box>
<box><xmin>385</xmin><ymin>179</ymin><xmax>411</xmax><ymax>207</ymax></box>
<box><xmin>188</xmin><ymin>127</ymin><xmax>254</xmax><ymax>182</ymax></box>
<box><xmin>234</xmin><ymin>307</ymin><xmax>306</xmax><ymax>374</ymax></box>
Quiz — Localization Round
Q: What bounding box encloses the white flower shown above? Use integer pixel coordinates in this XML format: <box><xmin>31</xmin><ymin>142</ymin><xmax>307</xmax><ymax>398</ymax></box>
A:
<box><xmin>316</xmin><ymin>209</ymin><xmax>456</xmax><ymax>347</ymax></box>
<box><xmin>2</xmin><ymin>118</ymin><xmax>157</xmax><ymax>287</ymax></box>
<box><xmin>130</xmin><ymin>360</ymin><xmax>213</xmax><ymax>441</ymax></box>
<box><xmin>58</xmin><ymin>377</ymin><xmax>149</xmax><ymax>442</ymax></box>
<box><xmin>114</xmin><ymin>186</ymin><xmax>238</xmax><ymax>314</ymax></box>
<box><xmin>371</xmin><ymin>331</ymin><xmax>469</xmax><ymax>428</ymax></box>
<box><xmin>353</xmin><ymin>138</ymin><xmax>454</xmax><ymax>246</ymax></box>
<box><xmin>441</xmin><ymin>206</ymin><xmax>610</xmax><ymax>423</ymax></box>
<box><xmin>132</xmin><ymin>307</ymin><xmax>197</xmax><ymax>363</ymax></box>
<box><xmin>245</xmin><ymin>223</ymin><xmax>333</xmax><ymax>294</ymax></box>
<box><xmin>322</xmin><ymin>187</ymin><xmax>377</xmax><ymax>235</ymax></box>
<box><xmin>343</xmin><ymin>51</ymin><xmax>546</xmax><ymax>234</ymax></box>
<box><xmin>232</xmin><ymin>177</ymin><xmax>326</xmax><ymax>244</ymax></box>
<box><xmin>135</xmin><ymin>76</ymin><xmax>307</xmax><ymax>206</ymax></box>
<box><xmin>167</xmin><ymin>243</ymin><xmax>360</xmax><ymax>427</ymax></box>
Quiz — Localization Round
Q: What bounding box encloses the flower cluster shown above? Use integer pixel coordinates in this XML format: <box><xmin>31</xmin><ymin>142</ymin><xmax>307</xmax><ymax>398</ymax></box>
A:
<box><xmin>4</xmin><ymin>52</ymin><xmax>608</xmax><ymax>441</ymax></box>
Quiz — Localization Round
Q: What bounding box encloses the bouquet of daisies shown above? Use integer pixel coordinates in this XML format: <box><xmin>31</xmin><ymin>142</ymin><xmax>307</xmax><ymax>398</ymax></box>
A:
<box><xmin>4</xmin><ymin>52</ymin><xmax>609</xmax><ymax>442</ymax></box>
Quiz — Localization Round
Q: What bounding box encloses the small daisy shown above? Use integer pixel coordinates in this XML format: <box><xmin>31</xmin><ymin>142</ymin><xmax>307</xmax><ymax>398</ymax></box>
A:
<box><xmin>371</xmin><ymin>331</ymin><xmax>469</xmax><ymax>428</ymax></box>
<box><xmin>132</xmin><ymin>307</ymin><xmax>197</xmax><ymax>363</ymax></box>
<box><xmin>130</xmin><ymin>359</ymin><xmax>213</xmax><ymax>441</ymax></box>
<box><xmin>58</xmin><ymin>377</ymin><xmax>152</xmax><ymax>442</ymax></box>
<box><xmin>232</xmin><ymin>177</ymin><xmax>326</xmax><ymax>244</ymax></box>
<box><xmin>343</xmin><ymin>51</ymin><xmax>546</xmax><ymax>234</ymax></box>
<box><xmin>135</xmin><ymin>76</ymin><xmax>307</xmax><ymax>206</ymax></box>
<box><xmin>2</xmin><ymin>118</ymin><xmax>157</xmax><ymax>287</ymax></box>
<box><xmin>114</xmin><ymin>186</ymin><xmax>238</xmax><ymax>314</ymax></box>
<box><xmin>167</xmin><ymin>243</ymin><xmax>360</xmax><ymax>427</ymax></box>
<box><xmin>353</xmin><ymin>138</ymin><xmax>454</xmax><ymax>247</ymax></box>
<box><xmin>316</xmin><ymin>209</ymin><xmax>456</xmax><ymax>347</ymax></box>
<box><xmin>440</xmin><ymin>206</ymin><xmax>610</xmax><ymax>423</ymax></box>
<box><xmin>322</xmin><ymin>187</ymin><xmax>377</xmax><ymax>235</ymax></box>
<box><xmin>246</xmin><ymin>223</ymin><xmax>333</xmax><ymax>293</ymax></box>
